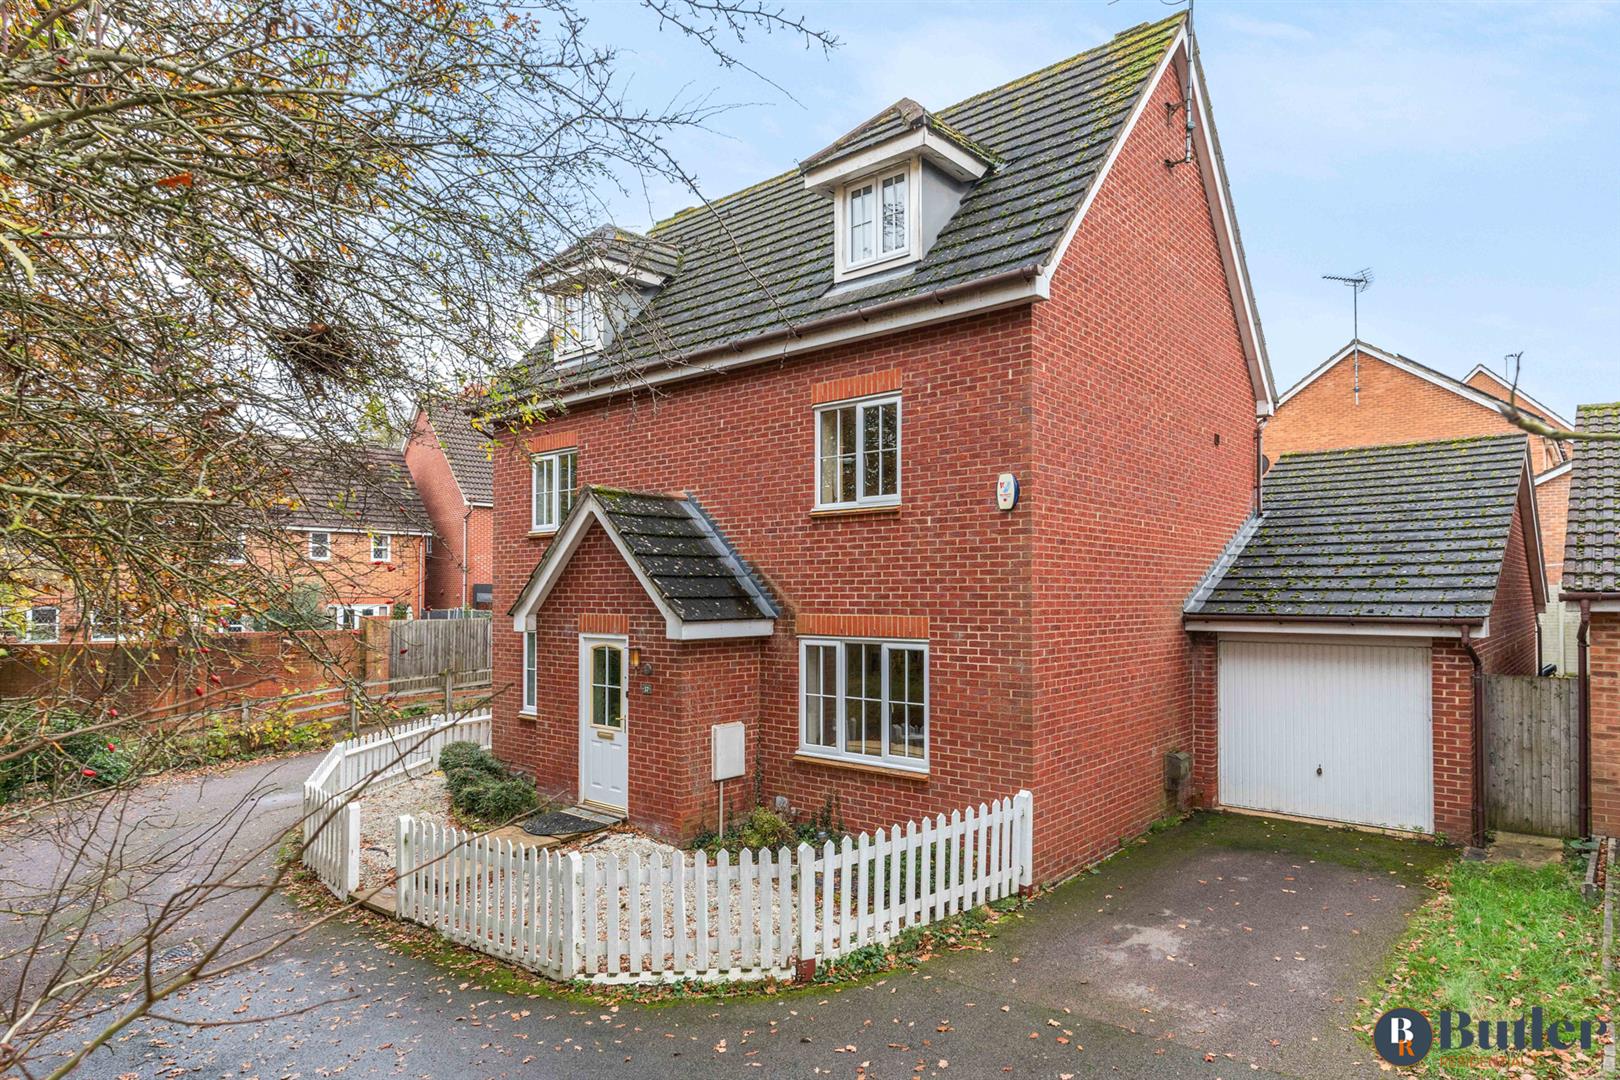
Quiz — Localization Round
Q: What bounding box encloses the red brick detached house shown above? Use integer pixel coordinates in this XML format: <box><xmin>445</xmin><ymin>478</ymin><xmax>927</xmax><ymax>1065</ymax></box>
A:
<box><xmin>1266</xmin><ymin>340</ymin><xmax>1577</xmax><ymax>670</ymax></box>
<box><xmin>492</xmin><ymin>16</ymin><xmax>1281</xmax><ymax>881</ymax></box>
<box><xmin>1184</xmin><ymin>436</ymin><xmax>1545</xmax><ymax>846</ymax></box>
<box><xmin>405</xmin><ymin>399</ymin><xmax>495</xmax><ymax>612</ymax></box>
<box><xmin>1562</xmin><ymin>403</ymin><xmax>1620</xmax><ymax>837</ymax></box>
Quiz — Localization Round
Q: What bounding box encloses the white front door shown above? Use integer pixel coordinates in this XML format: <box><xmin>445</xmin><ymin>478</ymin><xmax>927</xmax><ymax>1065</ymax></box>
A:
<box><xmin>578</xmin><ymin>635</ymin><xmax>629</xmax><ymax>813</ymax></box>
<box><xmin>1218</xmin><ymin>638</ymin><xmax>1433</xmax><ymax>832</ymax></box>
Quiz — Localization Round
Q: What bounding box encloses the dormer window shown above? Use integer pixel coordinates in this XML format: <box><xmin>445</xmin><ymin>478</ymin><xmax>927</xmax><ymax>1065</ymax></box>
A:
<box><xmin>547</xmin><ymin>288</ymin><xmax>603</xmax><ymax>362</ymax></box>
<box><xmin>844</xmin><ymin>168</ymin><xmax>913</xmax><ymax>272</ymax></box>
<box><xmin>801</xmin><ymin>98</ymin><xmax>995</xmax><ymax>285</ymax></box>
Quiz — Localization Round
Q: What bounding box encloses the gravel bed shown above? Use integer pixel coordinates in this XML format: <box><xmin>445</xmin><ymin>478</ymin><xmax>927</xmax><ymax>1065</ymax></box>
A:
<box><xmin>356</xmin><ymin>771</ymin><xmax>451</xmax><ymax>890</ymax></box>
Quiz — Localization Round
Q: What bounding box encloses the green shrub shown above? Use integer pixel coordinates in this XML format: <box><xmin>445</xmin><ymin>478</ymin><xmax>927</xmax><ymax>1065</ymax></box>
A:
<box><xmin>0</xmin><ymin>705</ymin><xmax>133</xmax><ymax>798</ymax></box>
<box><xmin>457</xmin><ymin>775</ymin><xmax>538</xmax><ymax>823</ymax></box>
<box><xmin>698</xmin><ymin>806</ymin><xmax>800</xmax><ymax>856</ymax></box>
<box><xmin>438</xmin><ymin>741</ymin><xmax>499</xmax><ymax>775</ymax></box>
<box><xmin>444</xmin><ymin>766</ymin><xmax>489</xmax><ymax>797</ymax></box>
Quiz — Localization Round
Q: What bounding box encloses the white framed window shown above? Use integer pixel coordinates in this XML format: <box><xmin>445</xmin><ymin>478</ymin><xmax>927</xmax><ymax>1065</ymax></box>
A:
<box><xmin>220</xmin><ymin>608</ymin><xmax>250</xmax><ymax>634</ymax></box>
<box><xmin>547</xmin><ymin>288</ymin><xmax>602</xmax><ymax>361</ymax></box>
<box><xmin>815</xmin><ymin>394</ymin><xmax>900</xmax><ymax>509</ymax></box>
<box><xmin>221</xmin><ymin>533</ymin><xmax>247</xmax><ymax>564</ymax></box>
<box><xmin>370</xmin><ymin>534</ymin><xmax>392</xmax><ymax>563</ymax></box>
<box><xmin>798</xmin><ymin>637</ymin><xmax>928</xmax><ymax>769</ymax></box>
<box><xmin>87</xmin><ymin>610</ymin><xmax>121</xmax><ymax>642</ymax></box>
<box><xmin>23</xmin><ymin>606</ymin><xmax>58</xmax><ymax>642</ymax></box>
<box><xmin>307</xmin><ymin>531</ymin><xmax>331</xmax><ymax>561</ymax></box>
<box><xmin>835</xmin><ymin>161</ymin><xmax>919</xmax><ymax>280</ymax></box>
<box><xmin>530</xmin><ymin>448</ymin><xmax>578</xmax><ymax>533</ymax></box>
<box><xmin>522</xmin><ymin>631</ymin><xmax>537</xmax><ymax>711</ymax></box>
<box><xmin>328</xmin><ymin>603</ymin><xmax>389</xmax><ymax>630</ymax></box>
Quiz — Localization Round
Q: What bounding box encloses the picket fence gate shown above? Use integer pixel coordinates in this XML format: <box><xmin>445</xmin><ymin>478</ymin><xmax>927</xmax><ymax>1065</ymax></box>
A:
<box><xmin>395</xmin><ymin>790</ymin><xmax>1032</xmax><ymax>984</ymax></box>
<box><xmin>300</xmin><ymin>710</ymin><xmax>492</xmax><ymax>897</ymax></box>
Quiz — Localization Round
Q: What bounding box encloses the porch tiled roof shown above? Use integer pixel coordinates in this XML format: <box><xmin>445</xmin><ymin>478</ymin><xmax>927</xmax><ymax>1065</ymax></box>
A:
<box><xmin>1186</xmin><ymin>435</ymin><xmax>1530</xmax><ymax>622</ymax></box>
<box><xmin>1563</xmin><ymin>402</ymin><xmax>1620</xmax><ymax>595</ymax></box>
<box><xmin>518</xmin><ymin>487</ymin><xmax>777</xmax><ymax>624</ymax></box>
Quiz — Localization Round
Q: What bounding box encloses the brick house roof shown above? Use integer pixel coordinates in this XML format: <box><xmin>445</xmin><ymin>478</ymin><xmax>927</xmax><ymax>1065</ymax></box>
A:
<box><xmin>1562</xmin><ymin>403</ymin><xmax>1620</xmax><ymax>595</ymax></box>
<box><xmin>421</xmin><ymin>399</ymin><xmax>494</xmax><ymax>506</ymax></box>
<box><xmin>521</xmin><ymin>14</ymin><xmax>1191</xmax><ymax>389</ymax></box>
<box><xmin>512</xmin><ymin>487</ymin><xmax>777</xmax><ymax>627</ymax></box>
<box><xmin>282</xmin><ymin>442</ymin><xmax>429</xmax><ymax>535</ymax></box>
<box><xmin>1186</xmin><ymin>435</ymin><xmax>1534</xmax><ymax>622</ymax></box>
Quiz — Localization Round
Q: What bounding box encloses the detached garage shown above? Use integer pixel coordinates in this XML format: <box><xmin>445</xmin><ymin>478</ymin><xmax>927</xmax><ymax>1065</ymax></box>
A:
<box><xmin>1186</xmin><ymin>435</ymin><xmax>1546</xmax><ymax>845</ymax></box>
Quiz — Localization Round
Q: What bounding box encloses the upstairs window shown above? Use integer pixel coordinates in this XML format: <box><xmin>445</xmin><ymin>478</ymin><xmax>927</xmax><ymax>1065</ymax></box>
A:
<box><xmin>370</xmin><ymin>534</ymin><xmax>392</xmax><ymax>563</ymax></box>
<box><xmin>815</xmin><ymin>395</ymin><xmax>900</xmax><ymax>509</ymax></box>
<box><xmin>307</xmin><ymin>531</ymin><xmax>331</xmax><ymax>561</ymax></box>
<box><xmin>835</xmin><ymin>164</ymin><xmax>917</xmax><ymax>280</ymax></box>
<box><xmin>548</xmin><ymin>289</ymin><xmax>602</xmax><ymax>360</ymax></box>
<box><xmin>531</xmin><ymin>448</ymin><xmax>578</xmax><ymax>533</ymax></box>
<box><xmin>221</xmin><ymin>532</ymin><xmax>247</xmax><ymax>564</ymax></box>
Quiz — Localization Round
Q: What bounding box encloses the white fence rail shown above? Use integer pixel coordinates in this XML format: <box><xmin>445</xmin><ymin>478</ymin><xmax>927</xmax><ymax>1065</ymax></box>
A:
<box><xmin>396</xmin><ymin>790</ymin><xmax>1032</xmax><ymax>984</ymax></box>
<box><xmin>300</xmin><ymin>710</ymin><xmax>492</xmax><ymax>897</ymax></box>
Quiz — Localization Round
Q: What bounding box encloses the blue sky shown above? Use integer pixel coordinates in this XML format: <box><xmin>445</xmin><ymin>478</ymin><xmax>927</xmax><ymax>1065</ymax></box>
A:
<box><xmin>588</xmin><ymin>0</ymin><xmax>1617</xmax><ymax>417</ymax></box>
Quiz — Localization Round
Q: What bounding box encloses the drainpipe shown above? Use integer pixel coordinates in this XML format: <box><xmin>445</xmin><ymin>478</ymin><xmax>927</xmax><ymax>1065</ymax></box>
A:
<box><xmin>460</xmin><ymin>505</ymin><xmax>472</xmax><ymax>609</ymax></box>
<box><xmin>1459</xmin><ymin>625</ymin><xmax>1485</xmax><ymax>850</ymax></box>
<box><xmin>1577</xmin><ymin>599</ymin><xmax>1591</xmax><ymax>838</ymax></box>
<box><xmin>1253</xmin><ymin>416</ymin><xmax>1267</xmax><ymax>516</ymax></box>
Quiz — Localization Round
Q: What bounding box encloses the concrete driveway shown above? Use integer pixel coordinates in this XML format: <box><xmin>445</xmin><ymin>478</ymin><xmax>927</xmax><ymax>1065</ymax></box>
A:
<box><xmin>3</xmin><ymin>758</ymin><xmax>1450</xmax><ymax>1079</ymax></box>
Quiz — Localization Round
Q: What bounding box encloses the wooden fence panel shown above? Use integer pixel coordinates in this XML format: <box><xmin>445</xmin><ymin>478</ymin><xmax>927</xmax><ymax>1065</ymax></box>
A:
<box><xmin>1482</xmin><ymin>674</ymin><xmax>1581</xmax><ymax>837</ymax></box>
<box><xmin>390</xmin><ymin>618</ymin><xmax>492</xmax><ymax>680</ymax></box>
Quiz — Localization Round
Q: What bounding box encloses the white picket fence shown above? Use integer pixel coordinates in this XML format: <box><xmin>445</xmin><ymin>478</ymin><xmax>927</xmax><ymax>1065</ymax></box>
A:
<box><xmin>300</xmin><ymin>710</ymin><xmax>492</xmax><ymax>897</ymax></box>
<box><xmin>395</xmin><ymin>790</ymin><xmax>1032</xmax><ymax>984</ymax></box>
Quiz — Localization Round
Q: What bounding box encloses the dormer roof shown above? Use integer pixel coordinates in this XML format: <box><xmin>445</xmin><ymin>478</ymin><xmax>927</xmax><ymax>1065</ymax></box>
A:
<box><xmin>798</xmin><ymin>97</ymin><xmax>998</xmax><ymax>190</ymax></box>
<box><xmin>539</xmin><ymin>225</ymin><xmax>680</xmax><ymax>288</ymax></box>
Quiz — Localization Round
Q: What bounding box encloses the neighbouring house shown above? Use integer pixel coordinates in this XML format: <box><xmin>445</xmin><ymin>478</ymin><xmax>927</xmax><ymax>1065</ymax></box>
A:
<box><xmin>1561</xmin><ymin>402</ymin><xmax>1620</xmax><ymax>837</ymax></box>
<box><xmin>404</xmin><ymin>398</ymin><xmax>495</xmax><ymax>612</ymax></box>
<box><xmin>489</xmin><ymin>13</ymin><xmax>1280</xmax><ymax>883</ymax></box>
<box><xmin>2</xmin><ymin>441</ymin><xmax>431</xmax><ymax>641</ymax></box>
<box><xmin>1185</xmin><ymin>435</ymin><xmax>1545</xmax><ymax>844</ymax></box>
<box><xmin>1265</xmin><ymin>340</ymin><xmax>1576</xmax><ymax>671</ymax></box>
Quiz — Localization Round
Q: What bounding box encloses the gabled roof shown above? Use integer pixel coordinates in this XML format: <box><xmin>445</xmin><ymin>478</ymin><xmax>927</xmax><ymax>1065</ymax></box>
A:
<box><xmin>282</xmin><ymin>443</ymin><xmax>429</xmax><ymax>535</ymax></box>
<box><xmin>510</xmin><ymin>487</ymin><xmax>777</xmax><ymax>640</ymax></box>
<box><xmin>1562</xmin><ymin>403</ymin><xmax>1620</xmax><ymax>597</ymax></box>
<box><xmin>1186</xmin><ymin>435</ymin><xmax>1539</xmax><ymax>624</ymax></box>
<box><xmin>798</xmin><ymin>97</ymin><xmax>998</xmax><ymax>176</ymax></box>
<box><xmin>1464</xmin><ymin>364</ymin><xmax>1574</xmax><ymax>431</ymax></box>
<box><xmin>504</xmin><ymin>14</ymin><xmax>1274</xmax><ymax>415</ymax></box>
<box><xmin>418</xmin><ymin>399</ymin><xmax>494</xmax><ymax>506</ymax></box>
<box><xmin>540</xmin><ymin>225</ymin><xmax>681</xmax><ymax>286</ymax></box>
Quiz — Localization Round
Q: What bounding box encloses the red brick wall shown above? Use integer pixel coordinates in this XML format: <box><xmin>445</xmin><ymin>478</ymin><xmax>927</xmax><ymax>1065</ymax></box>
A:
<box><xmin>404</xmin><ymin>409</ymin><xmax>494</xmax><ymax>611</ymax></box>
<box><xmin>1536</xmin><ymin>467</ymin><xmax>1571</xmax><ymax>590</ymax></box>
<box><xmin>1474</xmin><ymin>492</ymin><xmax>1540</xmax><ymax>676</ymax></box>
<box><xmin>263</xmin><ymin>530</ymin><xmax>427</xmax><ymax>615</ymax></box>
<box><xmin>1430</xmin><ymin>640</ymin><xmax>1475</xmax><ymax>841</ymax></box>
<box><xmin>1026</xmin><ymin>55</ymin><xmax>1260</xmax><ymax>880</ymax></box>
<box><xmin>492</xmin><ymin>304</ymin><xmax>1037</xmax><ymax>844</ymax></box>
<box><xmin>1588</xmin><ymin>611</ymin><xmax>1620</xmax><ymax>837</ymax></box>
<box><xmin>0</xmin><ymin>626</ymin><xmax>377</xmax><ymax>720</ymax></box>
<box><xmin>1270</xmin><ymin>352</ymin><xmax>1567</xmax><ymax>474</ymax></box>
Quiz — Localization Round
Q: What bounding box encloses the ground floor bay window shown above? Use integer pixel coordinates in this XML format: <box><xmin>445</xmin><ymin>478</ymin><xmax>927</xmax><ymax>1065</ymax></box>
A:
<box><xmin>799</xmin><ymin>637</ymin><xmax>927</xmax><ymax>770</ymax></box>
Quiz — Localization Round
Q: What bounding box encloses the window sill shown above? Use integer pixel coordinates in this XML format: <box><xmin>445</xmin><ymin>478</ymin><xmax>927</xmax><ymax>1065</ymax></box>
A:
<box><xmin>809</xmin><ymin>504</ymin><xmax>901</xmax><ymax>520</ymax></box>
<box><xmin>527</xmin><ymin>528</ymin><xmax>559</xmax><ymax>539</ymax></box>
<box><xmin>792</xmin><ymin>752</ymin><xmax>929</xmax><ymax>781</ymax></box>
<box><xmin>518</xmin><ymin>708</ymin><xmax>538</xmax><ymax>720</ymax></box>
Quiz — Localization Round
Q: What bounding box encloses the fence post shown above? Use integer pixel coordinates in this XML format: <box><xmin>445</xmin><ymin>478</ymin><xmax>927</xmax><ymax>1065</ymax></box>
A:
<box><xmin>564</xmin><ymin>852</ymin><xmax>582</xmax><ymax>978</ymax></box>
<box><xmin>346</xmin><ymin>682</ymin><xmax>359</xmax><ymax>738</ymax></box>
<box><xmin>443</xmin><ymin>669</ymin><xmax>454</xmax><ymax>719</ymax></box>
<box><xmin>239</xmin><ymin>696</ymin><xmax>250</xmax><ymax>729</ymax></box>
<box><xmin>1014</xmin><ymin>790</ymin><xmax>1034</xmax><ymax>893</ymax></box>
<box><xmin>795</xmin><ymin>843</ymin><xmax>816</xmax><ymax>982</ymax></box>
<box><xmin>396</xmin><ymin>815</ymin><xmax>413</xmax><ymax>921</ymax></box>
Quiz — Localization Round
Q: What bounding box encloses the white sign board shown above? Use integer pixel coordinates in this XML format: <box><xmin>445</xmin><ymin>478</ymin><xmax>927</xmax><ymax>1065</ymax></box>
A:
<box><xmin>711</xmin><ymin>722</ymin><xmax>746</xmax><ymax>782</ymax></box>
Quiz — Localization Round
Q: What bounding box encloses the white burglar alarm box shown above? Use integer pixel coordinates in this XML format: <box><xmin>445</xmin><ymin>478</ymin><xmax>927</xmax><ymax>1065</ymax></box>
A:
<box><xmin>712</xmin><ymin>722</ymin><xmax>746</xmax><ymax>782</ymax></box>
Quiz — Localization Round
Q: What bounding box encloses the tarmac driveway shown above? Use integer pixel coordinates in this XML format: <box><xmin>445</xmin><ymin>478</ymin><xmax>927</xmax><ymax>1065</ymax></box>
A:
<box><xmin>6</xmin><ymin>756</ymin><xmax>1451</xmax><ymax>1078</ymax></box>
<box><xmin>943</xmin><ymin>811</ymin><xmax>1454</xmax><ymax>1077</ymax></box>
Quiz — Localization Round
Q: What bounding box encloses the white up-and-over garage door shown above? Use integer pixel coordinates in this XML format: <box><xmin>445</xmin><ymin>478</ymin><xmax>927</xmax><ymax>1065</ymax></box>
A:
<box><xmin>1218</xmin><ymin>639</ymin><xmax>1433</xmax><ymax>833</ymax></box>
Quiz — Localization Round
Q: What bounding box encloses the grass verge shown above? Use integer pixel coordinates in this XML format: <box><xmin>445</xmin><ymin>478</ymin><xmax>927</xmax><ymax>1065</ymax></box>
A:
<box><xmin>1361</xmin><ymin>855</ymin><xmax>1613</xmax><ymax>1077</ymax></box>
